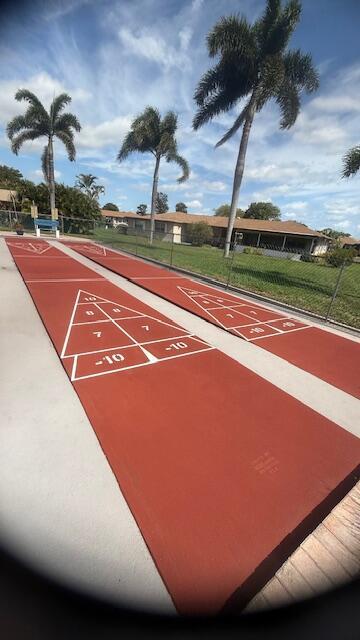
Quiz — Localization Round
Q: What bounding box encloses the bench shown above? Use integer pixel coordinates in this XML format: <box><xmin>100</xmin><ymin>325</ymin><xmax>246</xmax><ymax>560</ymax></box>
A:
<box><xmin>34</xmin><ymin>218</ymin><xmax>60</xmax><ymax>239</ymax></box>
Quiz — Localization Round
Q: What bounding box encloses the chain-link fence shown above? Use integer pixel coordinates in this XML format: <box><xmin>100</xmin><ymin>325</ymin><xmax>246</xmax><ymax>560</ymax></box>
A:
<box><xmin>92</xmin><ymin>225</ymin><xmax>360</xmax><ymax>330</ymax></box>
<box><xmin>1</xmin><ymin>215</ymin><xmax>358</xmax><ymax>330</ymax></box>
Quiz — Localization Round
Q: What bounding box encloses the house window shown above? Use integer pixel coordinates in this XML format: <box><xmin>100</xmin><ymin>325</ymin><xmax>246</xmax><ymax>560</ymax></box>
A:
<box><xmin>155</xmin><ymin>221</ymin><xmax>166</xmax><ymax>233</ymax></box>
<box><xmin>135</xmin><ymin>220</ymin><xmax>145</xmax><ymax>230</ymax></box>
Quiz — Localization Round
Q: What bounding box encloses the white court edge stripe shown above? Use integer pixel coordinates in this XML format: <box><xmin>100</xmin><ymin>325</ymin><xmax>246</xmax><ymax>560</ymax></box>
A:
<box><xmin>71</xmin><ymin>346</ymin><xmax>215</xmax><ymax>382</ymax></box>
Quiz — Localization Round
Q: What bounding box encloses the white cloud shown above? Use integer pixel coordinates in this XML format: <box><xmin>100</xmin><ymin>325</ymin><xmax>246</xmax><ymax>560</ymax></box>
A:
<box><xmin>187</xmin><ymin>199</ymin><xmax>202</xmax><ymax>209</ymax></box>
<box><xmin>76</xmin><ymin>116</ymin><xmax>132</xmax><ymax>150</ymax></box>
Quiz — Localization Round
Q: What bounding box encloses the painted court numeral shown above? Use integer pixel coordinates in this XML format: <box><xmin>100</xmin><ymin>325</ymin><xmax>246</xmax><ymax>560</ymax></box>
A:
<box><xmin>86</xmin><ymin>310</ymin><xmax>95</xmax><ymax>316</ymax></box>
<box><xmin>93</xmin><ymin>331</ymin><xmax>102</xmax><ymax>338</ymax></box>
<box><xmin>165</xmin><ymin>341</ymin><xmax>188</xmax><ymax>351</ymax></box>
<box><xmin>250</xmin><ymin>327</ymin><xmax>265</xmax><ymax>334</ymax></box>
<box><xmin>96</xmin><ymin>353</ymin><xmax>125</xmax><ymax>366</ymax></box>
<box><xmin>142</xmin><ymin>325</ymin><xmax>149</xmax><ymax>331</ymax></box>
<box><xmin>84</xmin><ymin>297</ymin><xmax>97</xmax><ymax>301</ymax></box>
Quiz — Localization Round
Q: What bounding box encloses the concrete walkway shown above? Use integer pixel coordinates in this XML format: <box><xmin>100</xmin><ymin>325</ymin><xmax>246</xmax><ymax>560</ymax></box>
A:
<box><xmin>0</xmin><ymin>238</ymin><xmax>174</xmax><ymax>615</ymax></box>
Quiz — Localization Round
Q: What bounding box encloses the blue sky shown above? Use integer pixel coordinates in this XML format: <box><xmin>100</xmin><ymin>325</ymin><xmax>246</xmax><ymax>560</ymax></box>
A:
<box><xmin>0</xmin><ymin>0</ymin><xmax>359</xmax><ymax>236</ymax></box>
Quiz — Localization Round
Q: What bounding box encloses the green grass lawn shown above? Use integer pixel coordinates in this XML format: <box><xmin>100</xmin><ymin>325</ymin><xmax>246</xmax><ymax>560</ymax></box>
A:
<box><xmin>94</xmin><ymin>228</ymin><xmax>360</xmax><ymax>329</ymax></box>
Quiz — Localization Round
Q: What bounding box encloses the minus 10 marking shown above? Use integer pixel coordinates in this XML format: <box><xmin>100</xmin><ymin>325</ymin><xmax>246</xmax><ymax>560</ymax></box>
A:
<box><xmin>95</xmin><ymin>353</ymin><xmax>125</xmax><ymax>365</ymax></box>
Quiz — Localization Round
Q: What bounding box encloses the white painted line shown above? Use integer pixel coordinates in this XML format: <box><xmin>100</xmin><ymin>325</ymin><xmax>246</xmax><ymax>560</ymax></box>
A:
<box><xmin>61</xmin><ymin>290</ymin><xmax>81</xmax><ymax>358</ymax></box>
<box><xmin>133</xmin><ymin>276</ymin><xmax>183</xmax><ymax>280</ymax></box>
<box><xmin>63</xmin><ymin>333</ymin><xmax>196</xmax><ymax>359</ymax></box>
<box><xmin>248</xmin><ymin>325</ymin><xmax>312</xmax><ymax>341</ymax></box>
<box><xmin>72</xmin><ymin>346</ymin><xmax>215</xmax><ymax>382</ymax></box>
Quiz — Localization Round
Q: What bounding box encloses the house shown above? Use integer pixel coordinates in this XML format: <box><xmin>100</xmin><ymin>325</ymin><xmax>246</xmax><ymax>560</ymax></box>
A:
<box><xmin>101</xmin><ymin>210</ymin><xmax>331</xmax><ymax>256</ymax></box>
<box><xmin>338</xmin><ymin>236</ymin><xmax>360</xmax><ymax>253</ymax></box>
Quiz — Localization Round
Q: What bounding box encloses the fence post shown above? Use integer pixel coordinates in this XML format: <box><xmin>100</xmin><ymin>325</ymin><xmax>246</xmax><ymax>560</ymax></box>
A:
<box><xmin>170</xmin><ymin>231</ymin><xmax>174</xmax><ymax>267</ymax></box>
<box><xmin>325</xmin><ymin>260</ymin><xmax>346</xmax><ymax>321</ymax></box>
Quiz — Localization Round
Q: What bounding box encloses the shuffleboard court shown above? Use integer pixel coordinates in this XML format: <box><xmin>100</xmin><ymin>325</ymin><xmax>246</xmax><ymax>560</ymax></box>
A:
<box><xmin>6</xmin><ymin>237</ymin><xmax>360</xmax><ymax>615</ymax></box>
<box><xmin>65</xmin><ymin>241</ymin><xmax>360</xmax><ymax>399</ymax></box>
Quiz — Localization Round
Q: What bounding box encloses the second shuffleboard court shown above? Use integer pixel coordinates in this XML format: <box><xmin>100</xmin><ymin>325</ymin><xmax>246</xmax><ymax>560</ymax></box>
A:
<box><xmin>6</xmin><ymin>237</ymin><xmax>360</xmax><ymax>615</ymax></box>
<box><xmin>65</xmin><ymin>241</ymin><xmax>360</xmax><ymax>400</ymax></box>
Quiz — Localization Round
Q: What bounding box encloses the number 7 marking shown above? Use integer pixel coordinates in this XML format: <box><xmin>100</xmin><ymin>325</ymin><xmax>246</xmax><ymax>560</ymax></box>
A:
<box><xmin>142</xmin><ymin>325</ymin><xmax>149</xmax><ymax>331</ymax></box>
<box><xmin>93</xmin><ymin>331</ymin><xmax>102</xmax><ymax>338</ymax></box>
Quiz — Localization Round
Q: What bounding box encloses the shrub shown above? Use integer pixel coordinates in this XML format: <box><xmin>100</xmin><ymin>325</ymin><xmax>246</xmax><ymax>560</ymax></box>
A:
<box><xmin>187</xmin><ymin>222</ymin><xmax>213</xmax><ymax>246</ymax></box>
<box><xmin>325</xmin><ymin>247</ymin><xmax>357</xmax><ymax>268</ymax></box>
<box><xmin>243</xmin><ymin>246</ymin><xmax>263</xmax><ymax>255</ymax></box>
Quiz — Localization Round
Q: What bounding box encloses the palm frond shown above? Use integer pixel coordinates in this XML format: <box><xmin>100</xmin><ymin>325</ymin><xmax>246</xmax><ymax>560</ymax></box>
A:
<box><xmin>258</xmin><ymin>0</ymin><xmax>301</xmax><ymax>57</ymax></box>
<box><xmin>14</xmin><ymin>89</ymin><xmax>49</xmax><ymax>120</ymax></box>
<box><xmin>207</xmin><ymin>15</ymin><xmax>256</xmax><ymax>59</ymax></box>
<box><xmin>54</xmin><ymin>112</ymin><xmax>81</xmax><ymax>133</ymax></box>
<box><xmin>117</xmin><ymin>131</ymin><xmax>144</xmax><ymax>161</ymax></box>
<box><xmin>284</xmin><ymin>49</ymin><xmax>319</xmax><ymax>92</ymax></box>
<box><xmin>166</xmin><ymin>152</ymin><xmax>190</xmax><ymax>183</ymax></box>
<box><xmin>193</xmin><ymin>87</ymin><xmax>239</xmax><ymax>130</ymax></box>
<box><xmin>10</xmin><ymin>129</ymin><xmax>43</xmax><ymax>154</ymax></box>
<box><xmin>160</xmin><ymin>111</ymin><xmax>178</xmax><ymax>138</ymax></box>
<box><xmin>6</xmin><ymin>115</ymin><xmax>28</xmax><ymax>139</ymax></box>
<box><xmin>276</xmin><ymin>80</ymin><xmax>300</xmax><ymax>128</ymax></box>
<box><xmin>55</xmin><ymin>131</ymin><xmax>76</xmax><ymax>161</ymax></box>
<box><xmin>41</xmin><ymin>144</ymin><xmax>51</xmax><ymax>183</ymax></box>
<box><xmin>194</xmin><ymin>64</ymin><xmax>224</xmax><ymax>106</ymax></box>
<box><xmin>215</xmin><ymin>101</ymin><xmax>250</xmax><ymax>147</ymax></box>
<box><xmin>342</xmin><ymin>146</ymin><xmax>360</xmax><ymax>178</ymax></box>
<box><xmin>256</xmin><ymin>54</ymin><xmax>285</xmax><ymax>109</ymax></box>
<box><xmin>50</xmin><ymin>93</ymin><xmax>72</xmax><ymax>122</ymax></box>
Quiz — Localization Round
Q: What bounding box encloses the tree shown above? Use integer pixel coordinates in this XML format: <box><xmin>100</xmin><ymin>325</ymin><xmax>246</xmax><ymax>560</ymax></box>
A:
<box><xmin>7</xmin><ymin>90</ymin><xmax>81</xmax><ymax>212</ymax></box>
<box><xmin>16</xmin><ymin>179</ymin><xmax>101</xmax><ymax>234</ymax></box>
<box><xmin>176</xmin><ymin>201</ymin><xmax>188</xmax><ymax>213</ymax></box>
<box><xmin>136</xmin><ymin>204</ymin><xmax>148</xmax><ymax>216</ymax></box>
<box><xmin>0</xmin><ymin>165</ymin><xmax>23</xmax><ymax>189</ymax></box>
<box><xmin>156</xmin><ymin>192</ymin><xmax>168</xmax><ymax>214</ymax></box>
<box><xmin>187</xmin><ymin>222</ymin><xmax>213</xmax><ymax>246</ymax></box>
<box><xmin>244</xmin><ymin>201</ymin><xmax>281</xmax><ymax>220</ymax></box>
<box><xmin>342</xmin><ymin>145</ymin><xmax>360</xmax><ymax>178</ymax></box>
<box><xmin>103</xmin><ymin>202</ymin><xmax>119</xmax><ymax>211</ymax></box>
<box><xmin>75</xmin><ymin>173</ymin><xmax>105</xmax><ymax>201</ymax></box>
<box><xmin>193</xmin><ymin>0</ymin><xmax>319</xmax><ymax>256</ymax></box>
<box><xmin>214</xmin><ymin>203</ymin><xmax>243</xmax><ymax>217</ymax></box>
<box><xmin>320</xmin><ymin>228</ymin><xmax>351</xmax><ymax>240</ymax></box>
<box><xmin>117</xmin><ymin>107</ymin><xmax>189</xmax><ymax>243</ymax></box>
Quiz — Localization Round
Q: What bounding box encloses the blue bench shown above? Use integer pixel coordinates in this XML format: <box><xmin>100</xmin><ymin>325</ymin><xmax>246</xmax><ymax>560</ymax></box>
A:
<box><xmin>34</xmin><ymin>218</ymin><xmax>60</xmax><ymax>238</ymax></box>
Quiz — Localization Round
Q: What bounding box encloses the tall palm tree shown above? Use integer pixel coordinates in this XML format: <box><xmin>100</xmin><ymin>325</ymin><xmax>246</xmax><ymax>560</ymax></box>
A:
<box><xmin>7</xmin><ymin>90</ymin><xmax>81</xmax><ymax>212</ymax></box>
<box><xmin>75</xmin><ymin>173</ymin><xmax>105</xmax><ymax>200</ymax></box>
<box><xmin>193</xmin><ymin>0</ymin><xmax>319</xmax><ymax>257</ymax></box>
<box><xmin>342</xmin><ymin>146</ymin><xmax>360</xmax><ymax>178</ymax></box>
<box><xmin>117</xmin><ymin>107</ymin><xmax>190</xmax><ymax>244</ymax></box>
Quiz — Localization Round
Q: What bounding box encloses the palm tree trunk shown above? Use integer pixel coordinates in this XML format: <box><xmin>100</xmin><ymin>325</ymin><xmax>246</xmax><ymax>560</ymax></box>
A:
<box><xmin>48</xmin><ymin>136</ymin><xmax>56</xmax><ymax>213</ymax></box>
<box><xmin>150</xmin><ymin>154</ymin><xmax>161</xmax><ymax>245</ymax></box>
<box><xmin>224</xmin><ymin>95</ymin><xmax>257</xmax><ymax>258</ymax></box>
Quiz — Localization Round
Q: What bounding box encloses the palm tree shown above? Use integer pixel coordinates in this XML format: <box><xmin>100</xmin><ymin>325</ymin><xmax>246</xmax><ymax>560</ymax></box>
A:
<box><xmin>117</xmin><ymin>107</ymin><xmax>189</xmax><ymax>244</ymax></box>
<box><xmin>342</xmin><ymin>146</ymin><xmax>360</xmax><ymax>178</ymax></box>
<box><xmin>7</xmin><ymin>90</ymin><xmax>81</xmax><ymax>212</ymax></box>
<box><xmin>193</xmin><ymin>0</ymin><xmax>319</xmax><ymax>257</ymax></box>
<box><xmin>75</xmin><ymin>173</ymin><xmax>105</xmax><ymax>200</ymax></box>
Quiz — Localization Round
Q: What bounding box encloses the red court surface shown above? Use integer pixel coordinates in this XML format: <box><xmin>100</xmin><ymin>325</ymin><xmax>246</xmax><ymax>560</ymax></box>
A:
<box><xmin>6</xmin><ymin>238</ymin><xmax>360</xmax><ymax>615</ymax></box>
<box><xmin>65</xmin><ymin>241</ymin><xmax>360</xmax><ymax>400</ymax></box>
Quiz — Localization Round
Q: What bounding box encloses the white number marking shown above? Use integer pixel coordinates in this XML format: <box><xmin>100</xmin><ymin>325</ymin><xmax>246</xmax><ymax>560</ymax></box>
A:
<box><xmin>282</xmin><ymin>322</ymin><xmax>295</xmax><ymax>327</ymax></box>
<box><xmin>250</xmin><ymin>327</ymin><xmax>265</xmax><ymax>334</ymax></box>
<box><xmin>86</xmin><ymin>310</ymin><xmax>95</xmax><ymax>316</ymax></box>
<box><xmin>84</xmin><ymin>297</ymin><xmax>97</xmax><ymax>301</ymax></box>
<box><xmin>165</xmin><ymin>341</ymin><xmax>188</xmax><ymax>351</ymax></box>
<box><xmin>103</xmin><ymin>353</ymin><xmax>125</xmax><ymax>364</ymax></box>
<box><xmin>93</xmin><ymin>331</ymin><xmax>102</xmax><ymax>338</ymax></box>
<box><xmin>142</xmin><ymin>325</ymin><xmax>149</xmax><ymax>331</ymax></box>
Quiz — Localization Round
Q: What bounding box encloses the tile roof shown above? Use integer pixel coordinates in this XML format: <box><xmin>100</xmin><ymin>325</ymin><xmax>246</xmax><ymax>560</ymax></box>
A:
<box><xmin>101</xmin><ymin>210</ymin><xmax>327</xmax><ymax>238</ymax></box>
